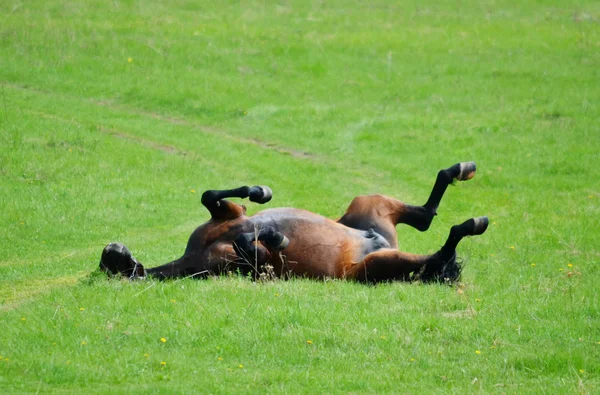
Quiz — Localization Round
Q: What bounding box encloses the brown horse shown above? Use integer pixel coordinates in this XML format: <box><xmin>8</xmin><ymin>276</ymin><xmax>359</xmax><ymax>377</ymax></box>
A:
<box><xmin>100</xmin><ymin>162</ymin><xmax>488</xmax><ymax>284</ymax></box>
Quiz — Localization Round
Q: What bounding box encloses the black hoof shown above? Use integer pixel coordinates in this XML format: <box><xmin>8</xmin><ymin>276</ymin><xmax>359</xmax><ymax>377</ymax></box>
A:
<box><xmin>100</xmin><ymin>242</ymin><xmax>145</xmax><ymax>278</ymax></box>
<box><xmin>249</xmin><ymin>186</ymin><xmax>272</xmax><ymax>204</ymax></box>
<box><xmin>456</xmin><ymin>162</ymin><xmax>476</xmax><ymax>181</ymax></box>
<box><xmin>471</xmin><ymin>216</ymin><xmax>489</xmax><ymax>235</ymax></box>
<box><xmin>258</xmin><ymin>227</ymin><xmax>289</xmax><ymax>250</ymax></box>
<box><xmin>272</xmin><ymin>235</ymin><xmax>289</xmax><ymax>250</ymax></box>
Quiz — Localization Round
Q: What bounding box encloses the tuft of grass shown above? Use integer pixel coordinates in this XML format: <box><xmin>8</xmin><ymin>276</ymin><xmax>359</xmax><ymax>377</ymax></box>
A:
<box><xmin>1</xmin><ymin>0</ymin><xmax>599</xmax><ymax>392</ymax></box>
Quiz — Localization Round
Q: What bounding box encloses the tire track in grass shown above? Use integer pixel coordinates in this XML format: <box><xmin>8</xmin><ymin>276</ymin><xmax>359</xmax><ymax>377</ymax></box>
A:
<box><xmin>0</xmin><ymin>274</ymin><xmax>83</xmax><ymax>312</ymax></box>
<box><xmin>5</xmin><ymin>82</ymin><xmax>315</xmax><ymax>160</ymax></box>
<box><xmin>93</xmin><ymin>100</ymin><xmax>316</xmax><ymax>160</ymax></box>
<box><xmin>4</xmin><ymin>82</ymin><xmax>411</xmax><ymax>194</ymax></box>
<box><xmin>8</xmin><ymin>82</ymin><xmax>421</xmax><ymax>207</ymax></box>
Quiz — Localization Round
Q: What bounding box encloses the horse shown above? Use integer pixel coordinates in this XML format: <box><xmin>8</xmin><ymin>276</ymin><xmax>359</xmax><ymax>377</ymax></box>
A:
<box><xmin>99</xmin><ymin>162</ymin><xmax>489</xmax><ymax>284</ymax></box>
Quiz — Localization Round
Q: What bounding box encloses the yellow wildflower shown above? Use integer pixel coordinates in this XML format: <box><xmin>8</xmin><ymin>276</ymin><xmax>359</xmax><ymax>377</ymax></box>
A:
<box><xmin>81</xmin><ymin>341</ymin><xmax>87</xmax><ymax>346</ymax></box>
<box><xmin>79</xmin><ymin>308</ymin><xmax>85</xmax><ymax>311</ymax></box>
<box><xmin>567</xmin><ymin>263</ymin><xmax>573</xmax><ymax>268</ymax></box>
<box><xmin>531</xmin><ymin>263</ymin><xmax>536</xmax><ymax>267</ymax></box>
<box><xmin>160</xmin><ymin>337</ymin><xmax>167</xmax><ymax>343</ymax></box>
<box><xmin>127</xmin><ymin>57</ymin><xmax>133</xmax><ymax>63</ymax></box>
<box><xmin>160</xmin><ymin>361</ymin><xmax>166</xmax><ymax>366</ymax></box>
<box><xmin>217</xmin><ymin>357</ymin><xmax>223</xmax><ymax>361</ymax></box>
<box><xmin>238</xmin><ymin>364</ymin><xmax>244</xmax><ymax>369</ymax></box>
<box><xmin>306</xmin><ymin>340</ymin><xmax>313</xmax><ymax>345</ymax></box>
<box><xmin>475</xmin><ymin>350</ymin><xmax>481</xmax><ymax>355</ymax></box>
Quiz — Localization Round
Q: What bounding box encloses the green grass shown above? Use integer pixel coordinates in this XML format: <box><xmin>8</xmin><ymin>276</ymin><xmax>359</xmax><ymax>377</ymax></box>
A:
<box><xmin>1</xmin><ymin>0</ymin><xmax>599</xmax><ymax>392</ymax></box>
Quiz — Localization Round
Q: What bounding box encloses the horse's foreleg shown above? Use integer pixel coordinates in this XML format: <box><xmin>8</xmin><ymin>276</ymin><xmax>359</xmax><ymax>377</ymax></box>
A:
<box><xmin>346</xmin><ymin>216</ymin><xmax>488</xmax><ymax>284</ymax></box>
<box><xmin>201</xmin><ymin>186</ymin><xmax>272</xmax><ymax>220</ymax></box>
<box><xmin>233</xmin><ymin>226</ymin><xmax>289</xmax><ymax>278</ymax></box>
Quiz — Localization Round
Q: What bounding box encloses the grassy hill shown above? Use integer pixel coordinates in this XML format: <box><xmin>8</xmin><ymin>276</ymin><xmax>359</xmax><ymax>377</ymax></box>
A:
<box><xmin>1</xmin><ymin>0</ymin><xmax>598</xmax><ymax>392</ymax></box>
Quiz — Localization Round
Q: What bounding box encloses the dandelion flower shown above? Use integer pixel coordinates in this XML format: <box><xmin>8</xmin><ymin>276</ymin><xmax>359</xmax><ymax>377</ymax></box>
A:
<box><xmin>79</xmin><ymin>308</ymin><xmax>85</xmax><ymax>311</ymax></box>
<box><xmin>306</xmin><ymin>340</ymin><xmax>313</xmax><ymax>345</ymax></box>
<box><xmin>475</xmin><ymin>350</ymin><xmax>481</xmax><ymax>355</ymax></box>
<box><xmin>160</xmin><ymin>337</ymin><xmax>167</xmax><ymax>343</ymax></box>
<box><xmin>190</xmin><ymin>189</ymin><xmax>195</xmax><ymax>193</ymax></box>
<box><xmin>21</xmin><ymin>317</ymin><xmax>26</xmax><ymax>321</ymax></box>
<box><xmin>531</xmin><ymin>263</ymin><xmax>536</xmax><ymax>267</ymax></box>
<box><xmin>409</xmin><ymin>358</ymin><xmax>415</xmax><ymax>362</ymax></box>
<box><xmin>567</xmin><ymin>263</ymin><xmax>573</xmax><ymax>268</ymax></box>
<box><xmin>217</xmin><ymin>357</ymin><xmax>223</xmax><ymax>361</ymax></box>
<box><xmin>510</xmin><ymin>246</ymin><xmax>515</xmax><ymax>250</ymax></box>
<box><xmin>127</xmin><ymin>57</ymin><xmax>133</xmax><ymax>63</ymax></box>
<box><xmin>170</xmin><ymin>299</ymin><xmax>176</xmax><ymax>303</ymax></box>
<box><xmin>579</xmin><ymin>369</ymin><xmax>585</xmax><ymax>373</ymax></box>
<box><xmin>81</xmin><ymin>341</ymin><xmax>87</xmax><ymax>346</ymax></box>
<box><xmin>275</xmin><ymin>293</ymin><xmax>280</xmax><ymax>297</ymax></box>
<box><xmin>160</xmin><ymin>361</ymin><xmax>166</xmax><ymax>366</ymax></box>
<box><xmin>238</xmin><ymin>364</ymin><xmax>244</xmax><ymax>369</ymax></box>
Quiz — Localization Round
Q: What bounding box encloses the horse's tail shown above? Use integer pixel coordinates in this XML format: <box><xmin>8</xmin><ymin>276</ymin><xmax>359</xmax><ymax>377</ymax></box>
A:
<box><xmin>414</xmin><ymin>252</ymin><xmax>463</xmax><ymax>284</ymax></box>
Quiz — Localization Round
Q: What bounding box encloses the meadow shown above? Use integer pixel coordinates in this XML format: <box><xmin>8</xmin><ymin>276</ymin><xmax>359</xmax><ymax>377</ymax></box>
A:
<box><xmin>1</xmin><ymin>0</ymin><xmax>599</xmax><ymax>392</ymax></box>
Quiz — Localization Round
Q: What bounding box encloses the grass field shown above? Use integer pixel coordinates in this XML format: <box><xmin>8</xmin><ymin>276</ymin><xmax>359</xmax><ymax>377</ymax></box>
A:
<box><xmin>1</xmin><ymin>0</ymin><xmax>599</xmax><ymax>392</ymax></box>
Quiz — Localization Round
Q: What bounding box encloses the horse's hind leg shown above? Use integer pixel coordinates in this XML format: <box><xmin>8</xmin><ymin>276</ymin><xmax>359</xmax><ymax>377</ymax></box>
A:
<box><xmin>346</xmin><ymin>216</ymin><xmax>488</xmax><ymax>284</ymax></box>
<box><xmin>338</xmin><ymin>162</ymin><xmax>477</xmax><ymax>245</ymax></box>
<box><xmin>398</xmin><ymin>162</ymin><xmax>477</xmax><ymax>231</ymax></box>
<box><xmin>201</xmin><ymin>185</ymin><xmax>272</xmax><ymax>220</ymax></box>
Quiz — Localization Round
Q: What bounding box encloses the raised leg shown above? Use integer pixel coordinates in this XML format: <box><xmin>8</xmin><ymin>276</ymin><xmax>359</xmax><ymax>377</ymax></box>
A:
<box><xmin>337</xmin><ymin>162</ymin><xmax>477</xmax><ymax>246</ymax></box>
<box><xmin>345</xmin><ymin>216</ymin><xmax>488</xmax><ymax>284</ymax></box>
<box><xmin>201</xmin><ymin>185</ymin><xmax>273</xmax><ymax>220</ymax></box>
<box><xmin>233</xmin><ymin>226</ymin><xmax>289</xmax><ymax>278</ymax></box>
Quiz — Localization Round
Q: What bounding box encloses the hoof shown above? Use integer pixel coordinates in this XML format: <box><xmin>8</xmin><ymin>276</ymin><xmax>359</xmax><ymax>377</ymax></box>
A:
<box><xmin>273</xmin><ymin>235</ymin><xmax>290</xmax><ymax>250</ymax></box>
<box><xmin>471</xmin><ymin>216</ymin><xmax>489</xmax><ymax>236</ymax></box>
<box><xmin>457</xmin><ymin>162</ymin><xmax>477</xmax><ymax>181</ymax></box>
<box><xmin>249</xmin><ymin>185</ymin><xmax>272</xmax><ymax>204</ymax></box>
<box><xmin>100</xmin><ymin>242</ymin><xmax>145</xmax><ymax>278</ymax></box>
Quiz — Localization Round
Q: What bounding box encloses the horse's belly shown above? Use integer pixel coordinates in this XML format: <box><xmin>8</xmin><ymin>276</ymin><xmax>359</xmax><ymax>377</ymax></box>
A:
<box><xmin>250</xmin><ymin>208</ymin><xmax>373</xmax><ymax>278</ymax></box>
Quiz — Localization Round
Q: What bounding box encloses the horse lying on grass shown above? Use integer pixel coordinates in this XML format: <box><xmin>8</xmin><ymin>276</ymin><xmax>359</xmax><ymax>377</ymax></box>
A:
<box><xmin>100</xmin><ymin>162</ymin><xmax>488</xmax><ymax>284</ymax></box>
